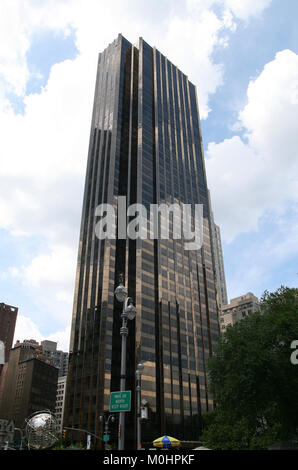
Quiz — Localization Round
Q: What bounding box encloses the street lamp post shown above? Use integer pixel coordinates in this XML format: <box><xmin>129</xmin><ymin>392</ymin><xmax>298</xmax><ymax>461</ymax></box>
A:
<box><xmin>99</xmin><ymin>414</ymin><xmax>115</xmax><ymax>450</ymax></box>
<box><xmin>115</xmin><ymin>276</ymin><xmax>136</xmax><ymax>450</ymax></box>
<box><xmin>136</xmin><ymin>363</ymin><xmax>144</xmax><ymax>450</ymax></box>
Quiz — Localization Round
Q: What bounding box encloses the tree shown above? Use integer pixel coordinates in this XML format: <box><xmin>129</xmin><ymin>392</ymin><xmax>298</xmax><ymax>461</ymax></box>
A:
<box><xmin>200</xmin><ymin>287</ymin><xmax>298</xmax><ymax>449</ymax></box>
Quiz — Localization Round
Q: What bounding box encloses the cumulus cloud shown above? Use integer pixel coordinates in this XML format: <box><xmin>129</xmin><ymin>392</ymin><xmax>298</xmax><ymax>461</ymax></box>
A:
<box><xmin>161</xmin><ymin>8</ymin><xmax>227</xmax><ymax>118</ymax></box>
<box><xmin>222</xmin><ymin>0</ymin><xmax>272</xmax><ymax>20</ymax></box>
<box><xmin>13</xmin><ymin>315</ymin><xmax>71</xmax><ymax>352</ymax></box>
<box><xmin>0</xmin><ymin>0</ymin><xmax>274</xmax><ymax>334</ymax></box>
<box><xmin>0</xmin><ymin>1</ymin><xmax>30</xmax><ymax>96</ymax></box>
<box><xmin>206</xmin><ymin>49</ymin><xmax>298</xmax><ymax>241</ymax></box>
<box><xmin>0</xmin><ymin>54</ymin><xmax>93</xmax><ymax>244</ymax></box>
<box><xmin>13</xmin><ymin>315</ymin><xmax>45</xmax><ymax>344</ymax></box>
<box><xmin>0</xmin><ymin>0</ymin><xmax>272</xmax><ymax>116</ymax></box>
<box><xmin>0</xmin><ymin>0</ymin><xmax>273</xmax><ymax>242</ymax></box>
<box><xmin>7</xmin><ymin>244</ymin><xmax>77</xmax><ymax>328</ymax></box>
<box><xmin>22</xmin><ymin>244</ymin><xmax>76</xmax><ymax>292</ymax></box>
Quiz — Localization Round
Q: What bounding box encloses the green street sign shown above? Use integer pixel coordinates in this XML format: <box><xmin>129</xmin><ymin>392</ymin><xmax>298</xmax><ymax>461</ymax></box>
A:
<box><xmin>110</xmin><ymin>391</ymin><xmax>131</xmax><ymax>412</ymax></box>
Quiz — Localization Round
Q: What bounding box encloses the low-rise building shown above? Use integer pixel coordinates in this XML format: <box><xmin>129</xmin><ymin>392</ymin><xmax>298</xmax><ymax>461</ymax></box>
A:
<box><xmin>41</xmin><ymin>340</ymin><xmax>68</xmax><ymax>377</ymax></box>
<box><xmin>13</xmin><ymin>339</ymin><xmax>69</xmax><ymax>377</ymax></box>
<box><xmin>0</xmin><ymin>344</ymin><xmax>58</xmax><ymax>428</ymax></box>
<box><xmin>220</xmin><ymin>292</ymin><xmax>259</xmax><ymax>332</ymax></box>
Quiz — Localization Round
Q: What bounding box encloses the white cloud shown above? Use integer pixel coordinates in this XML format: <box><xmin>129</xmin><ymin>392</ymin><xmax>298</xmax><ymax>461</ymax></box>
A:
<box><xmin>240</xmin><ymin>49</ymin><xmax>298</xmax><ymax>160</ymax></box>
<box><xmin>0</xmin><ymin>0</ymin><xmax>259</xmax><ymax>118</ymax></box>
<box><xmin>13</xmin><ymin>315</ymin><xmax>44</xmax><ymax>344</ymax></box>
<box><xmin>0</xmin><ymin>0</ymin><xmax>249</xmax><ymax>247</ymax></box>
<box><xmin>0</xmin><ymin>53</ymin><xmax>93</xmax><ymax>245</ymax></box>
<box><xmin>0</xmin><ymin>0</ymin><xmax>274</xmax><ymax>336</ymax></box>
<box><xmin>0</xmin><ymin>0</ymin><xmax>30</xmax><ymax>96</ymax></box>
<box><xmin>222</xmin><ymin>0</ymin><xmax>272</xmax><ymax>20</ymax></box>
<box><xmin>22</xmin><ymin>244</ymin><xmax>76</xmax><ymax>290</ymax></box>
<box><xmin>160</xmin><ymin>8</ymin><xmax>228</xmax><ymax>118</ymax></box>
<box><xmin>13</xmin><ymin>315</ymin><xmax>70</xmax><ymax>352</ymax></box>
<box><xmin>206</xmin><ymin>49</ymin><xmax>298</xmax><ymax>241</ymax></box>
<box><xmin>47</xmin><ymin>325</ymin><xmax>71</xmax><ymax>352</ymax></box>
<box><xmin>7</xmin><ymin>244</ymin><xmax>77</xmax><ymax>327</ymax></box>
<box><xmin>0</xmin><ymin>0</ymin><xmax>273</xmax><ymax>108</ymax></box>
<box><xmin>186</xmin><ymin>0</ymin><xmax>272</xmax><ymax>19</ymax></box>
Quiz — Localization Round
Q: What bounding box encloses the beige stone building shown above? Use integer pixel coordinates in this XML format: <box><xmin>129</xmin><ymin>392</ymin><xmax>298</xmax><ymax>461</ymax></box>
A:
<box><xmin>220</xmin><ymin>292</ymin><xmax>259</xmax><ymax>332</ymax></box>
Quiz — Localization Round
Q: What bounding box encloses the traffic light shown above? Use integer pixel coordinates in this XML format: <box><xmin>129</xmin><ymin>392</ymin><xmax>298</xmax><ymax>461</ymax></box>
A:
<box><xmin>62</xmin><ymin>429</ymin><xmax>66</xmax><ymax>439</ymax></box>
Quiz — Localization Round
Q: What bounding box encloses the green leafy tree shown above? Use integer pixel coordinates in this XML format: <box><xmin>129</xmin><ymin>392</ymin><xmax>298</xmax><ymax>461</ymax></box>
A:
<box><xmin>200</xmin><ymin>287</ymin><xmax>298</xmax><ymax>449</ymax></box>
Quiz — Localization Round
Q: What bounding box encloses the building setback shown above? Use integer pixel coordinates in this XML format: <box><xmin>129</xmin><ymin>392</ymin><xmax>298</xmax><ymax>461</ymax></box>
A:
<box><xmin>208</xmin><ymin>191</ymin><xmax>228</xmax><ymax>309</ymax></box>
<box><xmin>64</xmin><ymin>34</ymin><xmax>221</xmax><ymax>448</ymax></box>
<box><xmin>212</xmin><ymin>224</ymin><xmax>228</xmax><ymax>307</ymax></box>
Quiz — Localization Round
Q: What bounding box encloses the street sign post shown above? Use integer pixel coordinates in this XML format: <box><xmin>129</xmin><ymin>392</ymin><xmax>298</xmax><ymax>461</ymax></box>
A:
<box><xmin>110</xmin><ymin>391</ymin><xmax>131</xmax><ymax>412</ymax></box>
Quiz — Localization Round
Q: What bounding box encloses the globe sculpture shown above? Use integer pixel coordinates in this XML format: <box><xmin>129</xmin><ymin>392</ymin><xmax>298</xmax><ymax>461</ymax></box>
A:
<box><xmin>25</xmin><ymin>410</ymin><xmax>60</xmax><ymax>449</ymax></box>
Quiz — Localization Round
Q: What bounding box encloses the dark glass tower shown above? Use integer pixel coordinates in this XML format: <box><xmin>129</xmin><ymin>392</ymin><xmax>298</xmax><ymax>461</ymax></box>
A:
<box><xmin>64</xmin><ymin>34</ymin><xmax>220</xmax><ymax>448</ymax></box>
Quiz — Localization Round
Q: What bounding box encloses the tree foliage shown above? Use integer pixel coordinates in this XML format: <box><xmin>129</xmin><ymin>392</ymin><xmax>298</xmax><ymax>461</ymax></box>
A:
<box><xmin>200</xmin><ymin>287</ymin><xmax>298</xmax><ymax>449</ymax></box>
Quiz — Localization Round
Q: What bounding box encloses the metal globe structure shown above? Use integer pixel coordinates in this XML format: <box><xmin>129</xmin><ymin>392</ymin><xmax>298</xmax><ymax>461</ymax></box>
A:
<box><xmin>25</xmin><ymin>410</ymin><xmax>60</xmax><ymax>449</ymax></box>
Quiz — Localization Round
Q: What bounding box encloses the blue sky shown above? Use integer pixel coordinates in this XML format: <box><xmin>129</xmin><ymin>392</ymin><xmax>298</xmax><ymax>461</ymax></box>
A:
<box><xmin>0</xmin><ymin>0</ymin><xmax>297</xmax><ymax>351</ymax></box>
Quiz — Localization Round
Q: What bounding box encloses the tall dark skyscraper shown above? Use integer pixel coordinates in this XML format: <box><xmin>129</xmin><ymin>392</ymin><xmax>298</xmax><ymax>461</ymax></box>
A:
<box><xmin>64</xmin><ymin>34</ymin><xmax>221</xmax><ymax>448</ymax></box>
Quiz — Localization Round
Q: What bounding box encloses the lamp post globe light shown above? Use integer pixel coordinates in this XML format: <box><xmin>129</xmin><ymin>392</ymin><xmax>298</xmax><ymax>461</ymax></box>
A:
<box><xmin>114</xmin><ymin>282</ymin><xmax>128</xmax><ymax>303</ymax></box>
<box><xmin>125</xmin><ymin>300</ymin><xmax>137</xmax><ymax>321</ymax></box>
<box><xmin>136</xmin><ymin>363</ymin><xmax>144</xmax><ymax>450</ymax></box>
<box><xmin>114</xmin><ymin>276</ymin><xmax>136</xmax><ymax>450</ymax></box>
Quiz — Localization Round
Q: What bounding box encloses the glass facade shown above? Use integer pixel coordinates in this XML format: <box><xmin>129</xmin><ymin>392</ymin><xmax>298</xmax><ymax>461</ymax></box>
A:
<box><xmin>63</xmin><ymin>34</ymin><xmax>220</xmax><ymax>448</ymax></box>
